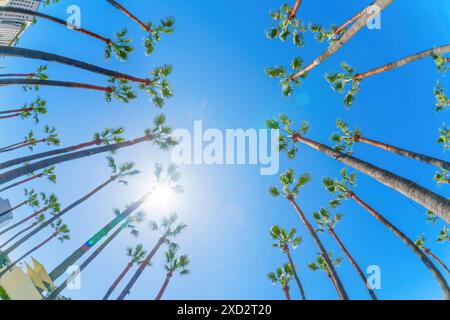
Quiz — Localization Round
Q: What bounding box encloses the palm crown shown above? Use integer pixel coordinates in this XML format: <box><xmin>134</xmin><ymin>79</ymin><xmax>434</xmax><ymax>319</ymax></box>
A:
<box><xmin>268</xmin><ymin>263</ymin><xmax>294</xmax><ymax>288</ymax></box>
<box><xmin>265</xmin><ymin>57</ymin><xmax>306</xmax><ymax>97</ymax></box>
<box><xmin>325</xmin><ymin>62</ymin><xmax>360</xmax><ymax>107</ymax></box>
<box><xmin>266</xmin><ymin>3</ymin><xmax>305</xmax><ymax>47</ymax></box>
<box><xmin>308</xmin><ymin>252</ymin><xmax>342</xmax><ymax>274</ymax></box>
<box><xmin>113</xmin><ymin>208</ymin><xmax>145</xmax><ymax>238</ymax></box>
<box><xmin>144</xmin><ymin>17</ymin><xmax>175</xmax><ymax>56</ymax></box>
<box><xmin>19</xmin><ymin>97</ymin><xmax>47</xmax><ymax>123</ymax></box>
<box><xmin>146</xmin><ymin>114</ymin><xmax>179</xmax><ymax>151</ymax></box>
<box><xmin>313</xmin><ymin>207</ymin><xmax>343</xmax><ymax>233</ymax></box>
<box><xmin>438</xmin><ymin>226</ymin><xmax>449</xmax><ymax>243</ymax></box>
<box><xmin>322</xmin><ymin>168</ymin><xmax>357</xmax><ymax>208</ymax></box>
<box><xmin>93</xmin><ymin>127</ymin><xmax>125</xmax><ymax>146</ymax></box>
<box><xmin>269</xmin><ymin>225</ymin><xmax>302</xmax><ymax>252</ymax></box>
<box><xmin>330</xmin><ymin>119</ymin><xmax>362</xmax><ymax>154</ymax></box>
<box><xmin>126</xmin><ymin>244</ymin><xmax>147</xmax><ymax>265</ymax></box>
<box><xmin>51</xmin><ymin>219</ymin><xmax>70</xmax><ymax>242</ymax></box>
<box><xmin>164</xmin><ymin>247</ymin><xmax>190</xmax><ymax>276</ymax></box>
<box><xmin>24</xmin><ymin>188</ymin><xmax>40</xmax><ymax>208</ymax></box>
<box><xmin>104</xmin><ymin>28</ymin><xmax>134</xmax><ymax>61</ymax></box>
<box><xmin>107</xmin><ymin>156</ymin><xmax>140</xmax><ymax>185</ymax></box>
<box><xmin>148</xmin><ymin>213</ymin><xmax>187</xmax><ymax>248</ymax></box>
<box><xmin>269</xmin><ymin>168</ymin><xmax>311</xmax><ymax>200</ymax></box>
<box><xmin>434</xmin><ymin>81</ymin><xmax>449</xmax><ymax>112</ymax></box>
<box><xmin>437</xmin><ymin>125</ymin><xmax>450</xmax><ymax>151</ymax></box>
<box><xmin>41</xmin><ymin>192</ymin><xmax>61</xmax><ymax>214</ymax></box>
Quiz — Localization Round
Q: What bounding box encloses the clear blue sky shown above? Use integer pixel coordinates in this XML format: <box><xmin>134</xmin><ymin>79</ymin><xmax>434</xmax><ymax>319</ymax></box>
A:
<box><xmin>0</xmin><ymin>0</ymin><xmax>449</xmax><ymax>300</ymax></box>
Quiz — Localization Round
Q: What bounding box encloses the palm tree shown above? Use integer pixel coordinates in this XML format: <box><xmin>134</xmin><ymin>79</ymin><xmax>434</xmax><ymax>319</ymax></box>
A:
<box><xmin>268</xmin><ymin>264</ymin><xmax>294</xmax><ymax>300</ymax></box>
<box><xmin>308</xmin><ymin>252</ymin><xmax>343</xmax><ymax>297</ymax></box>
<box><xmin>0</xmin><ymin>167</ymin><xmax>56</xmax><ymax>193</ymax></box>
<box><xmin>0</xmin><ymin>114</ymin><xmax>177</xmax><ymax>186</ymax></box>
<box><xmin>1</xmin><ymin>157</ymin><xmax>140</xmax><ymax>257</ymax></box>
<box><xmin>0</xmin><ymin>188</ymin><xmax>39</xmax><ymax>218</ymax></box>
<box><xmin>0</xmin><ymin>97</ymin><xmax>47</xmax><ymax>122</ymax></box>
<box><xmin>117</xmin><ymin>213</ymin><xmax>187</xmax><ymax>300</ymax></box>
<box><xmin>46</xmin><ymin>211</ymin><xmax>145</xmax><ymax>300</ymax></box>
<box><xmin>269</xmin><ymin>169</ymin><xmax>349</xmax><ymax>300</ymax></box>
<box><xmin>0</xmin><ymin>127</ymin><xmax>124</xmax><ymax>171</ymax></box>
<box><xmin>103</xmin><ymin>244</ymin><xmax>147</xmax><ymax>300</ymax></box>
<box><xmin>323</xmin><ymin>169</ymin><xmax>450</xmax><ymax>299</ymax></box>
<box><xmin>266</xmin><ymin>115</ymin><xmax>450</xmax><ymax>223</ymax></box>
<box><xmin>438</xmin><ymin>226</ymin><xmax>449</xmax><ymax>243</ymax></box>
<box><xmin>269</xmin><ymin>225</ymin><xmax>306</xmax><ymax>300</ymax></box>
<box><xmin>0</xmin><ymin>126</ymin><xmax>60</xmax><ymax>153</ymax></box>
<box><xmin>0</xmin><ymin>7</ymin><xmax>133</xmax><ymax>61</ymax></box>
<box><xmin>0</xmin><ymin>219</ymin><xmax>70</xmax><ymax>277</ymax></box>
<box><xmin>155</xmin><ymin>247</ymin><xmax>190</xmax><ymax>300</ymax></box>
<box><xmin>437</xmin><ymin>125</ymin><xmax>450</xmax><ymax>151</ymax></box>
<box><xmin>313</xmin><ymin>207</ymin><xmax>378</xmax><ymax>300</ymax></box>
<box><xmin>266</xmin><ymin>2</ymin><xmax>305</xmax><ymax>48</ymax></box>
<box><xmin>331</xmin><ymin>119</ymin><xmax>450</xmax><ymax>171</ymax></box>
<box><xmin>416</xmin><ymin>234</ymin><xmax>450</xmax><ymax>275</ymax></box>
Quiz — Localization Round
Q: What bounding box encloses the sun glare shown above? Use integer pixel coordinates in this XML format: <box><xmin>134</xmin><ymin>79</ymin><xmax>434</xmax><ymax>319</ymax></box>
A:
<box><xmin>149</xmin><ymin>183</ymin><xmax>177</xmax><ymax>212</ymax></box>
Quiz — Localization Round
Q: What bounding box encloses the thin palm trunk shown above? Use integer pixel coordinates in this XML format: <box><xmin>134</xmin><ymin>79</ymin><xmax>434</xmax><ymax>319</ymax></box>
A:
<box><xmin>117</xmin><ymin>237</ymin><xmax>166</xmax><ymax>300</ymax></box>
<box><xmin>289</xmin><ymin>198</ymin><xmax>349</xmax><ymax>300</ymax></box>
<box><xmin>282</xmin><ymin>285</ymin><xmax>291</xmax><ymax>300</ymax></box>
<box><xmin>47</xmin><ymin>191</ymin><xmax>152</xmax><ymax>282</ymax></box>
<box><xmin>0</xmin><ymin>140</ymin><xmax>30</xmax><ymax>152</ymax></box>
<box><xmin>0</xmin><ymin>173</ymin><xmax>43</xmax><ymax>193</ymax></box>
<box><xmin>155</xmin><ymin>272</ymin><xmax>173</xmax><ymax>300</ymax></box>
<box><xmin>0</xmin><ymin>135</ymin><xmax>151</xmax><ymax>186</ymax></box>
<box><xmin>0</xmin><ymin>46</ymin><xmax>151</xmax><ymax>84</ymax></box>
<box><xmin>0</xmin><ymin>107</ymin><xmax>33</xmax><ymax>115</ymax></box>
<box><xmin>0</xmin><ymin>78</ymin><xmax>112</xmax><ymax>93</ymax></box>
<box><xmin>284</xmin><ymin>247</ymin><xmax>306</xmax><ymax>300</ymax></box>
<box><xmin>0</xmin><ymin>73</ymin><xmax>34</xmax><ymax>77</ymax></box>
<box><xmin>106</xmin><ymin>0</ymin><xmax>152</xmax><ymax>32</ymax></box>
<box><xmin>103</xmin><ymin>262</ymin><xmax>133</xmax><ymax>300</ymax></box>
<box><xmin>0</xmin><ymin>222</ymin><xmax>36</xmax><ymax>250</ymax></box>
<box><xmin>0</xmin><ymin>200</ymin><xmax>27</xmax><ymax>218</ymax></box>
<box><xmin>0</xmin><ymin>140</ymin><xmax>99</xmax><ymax>171</ymax></box>
<box><xmin>3</xmin><ymin>177</ymin><xmax>115</xmax><ymax>256</ymax></box>
<box><xmin>355</xmin><ymin>44</ymin><xmax>450</xmax><ymax>80</ymax></box>
<box><xmin>0</xmin><ymin>231</ymin><xmax>58</xmax><ymax>277</ymax></box>
<box><xmin>329</xmin><ymin>228</ymin><xmax>377</xmax><ymax>300</ymax></box>
<box><xmin>0</xmin><ymin>139</ymin><xmax>46</xmax><ymax>153</ymax></box>
<box><xmin>288</xmin><ymin>0</ymin><xmax>302</xmax><ymax>20</ymax></box>
<box><xmin>349</xmin><ymin>191</ymin><xmax>450</xmax><ymax>299</ymax></box>
<box><xmin>355</xmin><ymin>135</ymin><xmax>450</xmax><ymax>171</ymax></box>
<box><xmin>46</xmin><ymin>224</ymin><xmax>125</xmax><ymax>300</ymax></box>
<box><xmin>293</xmin><ymin>134</ymin><xmax>450</xmax><ymax>223</ymax></box>
<box><xmin>0</xmin><ymin>113</ymin><xmax>20</xmax><ymax>120</ymax></box>
<box><xmin>0</xmin><ymin>208</ymin><xmax>46</xmax><ymax>236</ymax></box>
<box><xmin>291</xmin><ymin>0</ymin><xmax>394</xmax><ymax>79</ymax></box>
<box><xmin>334</xmin><ymin>6</ymin><xmax>368</xmax><ymax>36</ymax></box>
<box><xmin>424</xmin><ymin>248</ymin><xmax>450</xmax><ymax>275</ymax></box>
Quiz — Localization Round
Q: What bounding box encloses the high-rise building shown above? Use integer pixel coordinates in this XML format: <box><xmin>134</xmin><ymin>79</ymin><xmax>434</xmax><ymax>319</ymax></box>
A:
<box><xmin>0</xmin><ymin>197</ymin><xmax>12</xmax><ymax>225</ymax></box>
<box><xmin>0</xmin><ymin>0</ymin><xmax>40</xmax><ymax>46</ymax></box>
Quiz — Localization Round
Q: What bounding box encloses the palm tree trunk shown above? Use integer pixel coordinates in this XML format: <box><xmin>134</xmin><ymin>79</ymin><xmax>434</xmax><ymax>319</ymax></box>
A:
<box><xmin>0</xmin><ymin>140</ymin><xmax>99</xmax><ymax>171</ymax></box>
<box><xmin>349</xmin><ymin>191</ymin><xmax>450</xmax><ymax>299</ymax></box>
<box><xmin>289</xmin><ymin>198</ymin><xmax>349</xmax><ymax>300</ymax></box>
<box><xmin>0</xmin><ymin>107</ymin><xmax>33</xmax><ymax>115</ymax></box>
<box><xmin>0</xmin><ymin>173</ymin><xmax>43</xmax><ymax>193</ymax></box>
<box><xmin>0</xmin><ymin>46</ymin><xmax>151</xmax><ymax>84</ymax></box>
<box><xmin>334</xmin><ymin>6</ymin><xmax>368</xmax><ymax>36</ymax></box>
<box><xmin>355</xmin><ymin>136</ymin><xmax>450</xmax><ymax>170</ymax></box>
<box><xmin>0</xmin><ymin>140</ymin><xmax>29</xmax><ymax>152</ymax></box>
<box><xmin>355</xmin><ymin>44</ymin><xmax>450</xmax><ymax>80</ymax></box>
<box><xmin>0</xmin><ymin>78</ymin><xmax>112</xmax><ymax>93</ymax></box>
<box><xmin>282</xmin><ymin>285</ymin><xmax>291</xmax><ymax>300</ymax></box>
<box><xmin>48</xmin><ymin>191</ymin><xmax>152</xmax><ymax>282</ymax></box>
<box><xmin>424</xmin><ymin>249</ymin><xmax>450</xmax><ymax>275</ymax></box>
<box><xmin>284</xmin><ymin>247</ymin><xmax>306</xmax><ymax>300</ymax></box>
<box><xmin>0</xmin><ymin>140</ymin><xmax>46</xmax><ymax>153</ymax></box>
<box><xmin>0</xmin><ymin>135</ymin><xmax>151</xmax><ymax>186</ymax></box>
<box><xmin>0</xmin><ymin>7</ymin><xmax>112</xmax><ymax>44</ymax></box>
<box><xmin>291</xmin><ymin>0</ymin><xmax>394</xmax><ymax>79</ymax></box>
<box><xmin>117</xmin><ymin>237</ymin><xmax>166</xmax><ymax>300</ymax></box>
<box><xmin>106</xmin><ymin>0</ymin><xmax>152</xmax><ymax>32</ymax></box>
<box><xmin>0</xmin><ymin>222</ymin><xmax>36</xmax><ymax>250</ymax></box>
<box><xmin>0</xmin><ymin>232</ymin><xmax>58</xmax><ymax>277</ymax></box>
<box><xmin>293</xmin><ymin>134</ymin><xmax>450</xmax><ymax>223</ymax></box>
<box><xmin>46</xmin><ymin>224</ymin><xmax>126</xmax><ymax>300</ymax></box>
<box><xmin>0</xmin><ymin>73</ymin><xmax>34</xmax><ymax>77</ymax></box>
<box><xmin>0</xmin><ymin>208</ymin><xmax>46</xmax><ymax>236</ymax></box>
<box><xmin>328</xmin><ymin>228</ymin><xmax>378</xmax><ymax>300</ymax></box>
<box><xmin>155</xmin><ymin>272</ymin><xmax>173</xmax><ymax>300</ymax></box>
<box><xmin>103</xmin><ymin>262</ymin><xmax>133</xmax><ymax>300</ymax></box>
<box><xmin>3</xmin><ymin>176</ymin><xmax>115</xmax><ymax>256</ymax></box>
<box><xmin>288</xmin><ymin>0</ymin><xmax>302</xmax><ymax>20</ymax></box>
<box><xmin>0</xmin><ymin>200</ymin><xmax>27</xmax><ymax>218</ymax></box>
<box><xmin>0</xmin><ymin>113</ymin><xmax>20</xmax><ymax>120</ymax></box>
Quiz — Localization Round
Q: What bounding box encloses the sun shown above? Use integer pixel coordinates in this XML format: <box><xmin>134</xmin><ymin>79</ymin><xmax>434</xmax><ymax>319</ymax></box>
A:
<box><xmin>148</xmin><ymin>183</ymin><xmax>177</xmax><ymax>213</ymax></box>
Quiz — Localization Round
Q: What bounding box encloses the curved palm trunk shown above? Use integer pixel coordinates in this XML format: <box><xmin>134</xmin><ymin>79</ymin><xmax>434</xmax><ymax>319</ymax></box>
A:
<box><xmin>424</xmin><ymin>249</ymin><xmax>450</xmax><ymax>275</ymax></box>
<box><xmin>0</xmin><ymin>46</ymin><xmax>150</xmax><ymax>84</ymax></box>
<box><xmin>288</xmin><ymin>0</ymin><xmax>302</xmax><ymax>20</ymax></box>
<box><xmin>0</xmin><ymin>232</ymin><xmax>58</xmax><ymax>277</ymax></box>
<box><xmin>0</xmin><ymin>173</ymin><xmax>43</xmax><ymax>193</ymax></box>
<box><xmin>0</xmin><ymin>113</ymin><xmax>20</xmax><ymax>120</ymax></box>
<box><xmin>0</xmin><ymin>200</ymin><xmax>27</xmax><ymax>218</ymax></box>
<box><xmin>3</xmin><ymin>177</ymin><xmax>115</xmax><ymax>256</ymax></box>
<box><xmin>46</xmin><ymin>224</ymin><xmax>125</xmax><ymax>300</ymax></box>
<box><xmin>106</xmin><ymin>0</ymin><xmax>151</xmax><ymax>32</ymax></box>
<box><xmin>350</xmin><ymin>192</ymin><xmax>450</xmax><ymax>299</ymax></box>
<box><xmin>334</xmin><ymin>6</ymin><xmax>368</xmax><ymax>36</ymax></box>
<box><xmin>329</xmin><ymin>228</ymin><xmax>378</xmax><ymax>300</ymax></box>
<box><xmin>48</xmin><ymin>192</ymin><xmax>152</xmax><ymax>282</ymax></box>
<box><xmin>0</xmin><ymin>223</ymin><xmax>36</xmax><ymax>250</ymax></box>
<box><xmin>0</xmin><ymin>135</ymin><xmax>151</xmax><ymax>186</ymax></box>
<box><xmin>103</xmin><ymin>262</ymin><xmax>133</xmax><ymax>300</ymax></box>
<box><xmin>0</xmin><ymin>140</ymin><xmax>98</xmax><ymax>171</ymax></box>
<box><xmin>0</xmin><ymin>208</ymin><xmax>46</xmax><ymax>237</ymax></box>
<box><xmin>155</xmin><ymin>272</ymin><xmax>173</xmax><ymax>300</ymax></box>
<box><xmin>294</xmin><ymin>134</ymin><xmax>450</xmax><ymax>223</ymax></box>
<box><xmin>291</xmin><ymin>0</ymin><xmax>394</xmax><ymax>79</ymax></box>
<box><xmin>284</xmin><ymin>247</ymin><xmax>306</xmax><ymax>300</ymax></box>
<box><xmin>289</xmin><ymin>198</ymin><xmax>349</xmax><ymax>300</ymax></box>
<box><xmin>355</xmin><ymin>44</ymin><xmax>450</xmax><ymax>80</ymax></box>
<box><xmin>0</xmin><ymin>78</ymin><xmax>111</xmax><ymax>93</ymax></box>
<box><xmin>282</xmin><ymin>285</ymin><xmax>291</xmax><ymax>300</ymax></box>
<box><xmin>117</xmin><ymin>237</ymin><xmax>166</xmax><ymax>300</ymax></box>
<box><xmin>355</xmin><ymin>136</ymin><xmax>450</xmax><ymax>171</ymax></box>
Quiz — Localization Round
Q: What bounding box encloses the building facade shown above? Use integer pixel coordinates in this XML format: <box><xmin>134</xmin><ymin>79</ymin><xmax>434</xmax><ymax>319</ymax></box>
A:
<box><xmin>0</xmin><ymin>0</ymin><xmax>40</xmax><ymax>46</ymax></box>
<box><xmin>0</xmin><ymin>197</ymin><xmax>12</xmax><ymax>225</ymax></box>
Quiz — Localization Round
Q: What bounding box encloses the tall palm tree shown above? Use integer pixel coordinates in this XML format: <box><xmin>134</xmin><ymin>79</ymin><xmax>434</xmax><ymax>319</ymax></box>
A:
<box><xmin>0</xmin><ymin>219</ymin><xmax>69</xmax><ymax>277</ymax></box>
<box><xmin>268</xmin><ymin>264</ymin><xmax>294</xmax><ymax>300</ymax></box>
<box><xmin>0</xmin><ymin>188</ymin><xmax>39</xmax><ymax>218</ymax></box>
<box><xmin>0</xmin><ymin>127</ymin><xmax>124</xmax><ymax>171</ymax></box>
<box><xmin>103</xmin><ymin>244</ymin><xmax>147</xmax><ymax>300</ymax></box>
<box><xmin>155</xmin><ymin>247</ymin><xmax>190</xmax><ymax>300</ymax></box>
<box><xmin>117</xmin><ymin>213</ymin><xmax>187</xmax><ymax>300</ymax></box>
<box><xmin>269</xmin><ymin>169</ymin><xmax>349</xmax><ymax>300</ymax></box>
<box><xmin>416</xmin><ymin>234</ymin><xmax>450</xmax><ymax>275</ymax></box>
<box><xmin>308</xmin><ymin>252</ymin><xmax>343</xmax><ymax>297</ymax></box>
<box><xmin>0</xmin><ymin>126</ymin><xmax>60</xmax><ymax>153</ymax></box>
<box><xmin>313</xmin><ymin>207</ymin><xmax>378</xmax><ymax>300</ymax></box>
<box><xmin>0</xmin><ymin>7</ymin><xmax>134</xmax><ymax>61</ymax></box>
<box><xmin>266</xmin><ymin>2</ymin><xmax>305</xmax><ymax>48</ymax></box>
<box><xmin>0</xmin><ymin>114</ymin><xmax>177</xmax><ymax>186</ymax></box>
<box><xmin>46</xmin><ymin>211</ymin><xmax>145</xmax><ymax>300</ymax></box>
<box><xmin>269</xmin><ymin>225</ymin><xmax>306</xmax><ymax>300</ymax></box>
<box><xmin>266</xmin><ymin>115</ymin><xmax>450</xmax><ymax>223</ymax></box>
<box><xmin>0</xmin><ymin>97</ymin><xmax>47</xmax><ymax>122</ymax></box>
<box><xmin>0</xmin><ymin>167</ymin><xmax>56</xmax><ymax>193</ymax></box>
<box><xmin>1</xmin><ymin>157</ymin><xmax>140</xmax><ymax>257</ymax></box>
<box><xmin>323</xmin><ymin>169</ymin><xmax>450</xmax><ymax>299</ymax></box>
